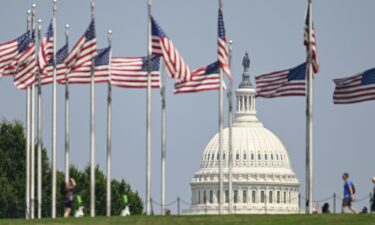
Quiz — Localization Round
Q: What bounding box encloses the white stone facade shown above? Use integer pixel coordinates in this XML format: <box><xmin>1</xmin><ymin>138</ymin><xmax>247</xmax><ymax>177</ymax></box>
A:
<box><xmin>183</xmin><ymin>56</ymin><xmax>300</xmax><ymax>214</ymax></box>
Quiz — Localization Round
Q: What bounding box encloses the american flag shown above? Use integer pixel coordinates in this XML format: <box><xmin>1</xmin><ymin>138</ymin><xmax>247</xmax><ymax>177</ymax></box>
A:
<box><xmin>65</xmin><ymin>19</ymin><xmax>97</xmax><ymax>73</ymax></box>
<box><xmin>0</xmin><ymin>31</ymin><xmax>30</xmax><ymax>77</ymax></box>
<box><xmin>65</xmin><ymin>47</ymin><xmax>110</xmax><ymax>84</ymax></box>
<box><xmin>37</xmin><ymin>44</ymin><xmax>68</xmax><ymax>85</ymax></box>
<box><xmin>151</xmin><ymin>16</ymin><xmax>191</xmax><ymax>82</ymax></box>
<box><xmin>218</xmin><ymin>8</ymin><xmax>232</xmax><ymax>80</ymax></box>
<box><xmin>333</xmin><ymin>68</ymin><xmax>375</xmax><ymax>104</ymax></box>
<box><xmin>256</xmin><ymin>63</ymin><xmax>307</xmax><ymax>98</ymax></box>
<box><xmin>304</xmin><ymin>3</ymin><xmax>319</xmax><ymax>74</ymax></box>
<box><xmin>38</xmin><ymin>20</ymin><xmax>53</xmax><ymax>70</ymax></box>
<box><xmin>174</xmin><ymin>61</ymin><xmax>220</xmax><ymax>94</ymax></box>
<box><xmin>13</xmin><ymin>32</ymin><xmax>37</xmax><ymax>90</ymax></box>
<box><xmin>111</xmin><ymin>56</ymin><xmax>160</xmax><ymax>88</ymax></box>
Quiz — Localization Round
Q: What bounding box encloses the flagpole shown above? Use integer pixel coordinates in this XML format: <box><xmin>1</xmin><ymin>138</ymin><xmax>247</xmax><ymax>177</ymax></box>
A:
<box><xmin>30</xmin><ymin>4</ymin><xmax>37</xmax><ymax>219</ymax></box>
<box><xmin>106</xmin><ymin>29</ymin><xmax>113</xmax><ymax>217</ymax></box>
<box><xmin>305</xmin><ymin>0</ymin><xmax>314</xmax><ymax>214</ymax></box>
<box><xmin>146</xmin><ymin>0</ymin><xmax>152</xmax><ymax>216</ymax></box>
<box><xmin>25</xmin><ymin>9</ymin><xmax>31</xmax><ymax>220</ymax></box>
<box><xmin>160</xmin><ymin>59</ymin><xmax>166</xmax><ymax>215</ymax></box>
<box><xmin>64</xmin><ymin>24</ymin><xmax>70</xmax><ymax>183</ymax></box>
<box><xmin>51</xmin><ymin>0</ymin><xmax>57</xmax><ymax>218</ymax></box>
<box><xmin>228</xmin><ymin>40</ymin><xmax>233</xmax><ymax>215</ymax></box>
<box><xmin>218</xmin><ymin>0</ymin><xmax>224</xmax><ymax>215</ymax></box>
<box><xmin>90</xmin><ymin>1</ymin><xmax>96</xmax><ymax>217</ymax></box>
<box><xmin>36</xmin><ymin>18</ymin><xmax>43</xmax><ymax>220</ymax></box>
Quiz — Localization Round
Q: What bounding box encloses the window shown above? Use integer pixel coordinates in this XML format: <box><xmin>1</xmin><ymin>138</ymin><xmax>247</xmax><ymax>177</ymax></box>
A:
<box><xmin>284</xmin><ymin>192</ymin><xmax>287</xmax><ymax>204</ymax></box>
<box><xmin>280</xmin><ymin>155</ymin><xmax>283</xmax><ymax>160</ymax></box>
<box><xmin>276</xmin><ymin>154</ymin><xmax>279</xmax><ymax>160</ymax></box>
<box><xmin>225</xmin><ymin>190</ymin><xmax>229</xmax><ymax>203</ymax></box>
<box><xmin>271</xmin><ymin>154</ymin><xmax>274</xmax><ymax>160</ymax></box>
<box><xmin>198</xmin><ymin>191</ymin><xmax>201</xmax><ymax>204</ymax></box>
<box><xmin>269</xmin><ymin>191</ymin><xmax>273</xmax><ymax>203</ymax></box>
<box><xmin>209</xmin><ymin>190</ymin><xmax>213</xmax><ymax>203</ymax></box>
<box><xmin>243</xmin><ymin>190</ymin><xmax>247</xmax><ymax>203</ymax></box>
<box><xmin>251</xmin><ymin>153</ymin><xmax>254</xmax><ymax>160</ymax></box>
<box><xmin>265</xmin><ymin>154</ymin><xmax>268</xmax><ymax>160</ymax></box>
<box><xmin>260</xmin><ymin>191</ymin><xmax>265</xmax><ymax>203</ymax></box>
<box><xmin>207</xmin><ymin>154</ymin><xmax>210</xmax><ymax>160</ymax></box>
<box><xmin>252</xmin><ymin>191</ymin><xmax>256</xmax><ymax>203</ymax></box>
<box><xmin>258</xmin><ymin>154</ymin><xmax>261</xmax><ymax>160</ymax></box>
<box><xmin>217</xmin><ymin>154</ymin><xmax>220</xmax><ymax>160</ymax></box>
<box><xmin>217</xmin><ymin>190</ymin><xmax>220</xmax><ymax>203</ymax></box>
<box><xmin>223</xmin><ymin>153</ymin><xmax>226</xmax><ymax>160</ymax></box>
<box><xmin>289</xmin><ymin>191</ymin><xmax>291</xmax><ymax>204</ymax></box>
<box><xmin>203</xmin><ymin>190</ymin><xmax>207</xmax><ymax>204</ymax></box>
<box><xmin>243</xmin><ymin>153</ymin><xmax>247</xmax><ymax>160</ymax></box>
<box><xmin>277</xmin><ymin>191</ymin><xmax>280</xmax><ymax>203</ymax></box>
<box><xmin>236</xmin><ymin>153</ymin><xmax>239</xmax><ymax>160</ymax></box>
<box><xmin>211</xmin><ymin>154</ymin><xmax>214</xmax><ymax>160</ymax></box>
<box><xmin>234</xmin><ymin>190</ymin><xmax>238</xmax><ymax>203</ymax></box>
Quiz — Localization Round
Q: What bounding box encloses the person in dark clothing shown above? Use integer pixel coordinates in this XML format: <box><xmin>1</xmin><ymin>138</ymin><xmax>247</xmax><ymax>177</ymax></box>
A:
<box><xmin>341</xmin><ymin>172</ymin><xmax>357</xmax><ymax>214</ymax></box>
<box><xmin>322</xmin><ymin>202</ymin><xmax>331</xmax><ymax>214</ymax></box>
<box><xmin>371</xmin><ymin>177</ymin><xmax>375</xmax><ymax>213</ymax></box>
<box><xmin>60</xmin><ymin>178</ymin><xmax>76</xmax><ymax>218</ymax></box>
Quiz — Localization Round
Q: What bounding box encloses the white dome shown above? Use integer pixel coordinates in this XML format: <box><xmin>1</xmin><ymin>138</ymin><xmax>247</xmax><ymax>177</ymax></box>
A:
<box><xmin>199</xmin><ymin>125</ymin><xmax>294</xmax><ymax>173</ymax></box>
<box><xmin>184</xmin><ymin>54</ymin><xmax>300</xmax><ymax>215</ymax></box>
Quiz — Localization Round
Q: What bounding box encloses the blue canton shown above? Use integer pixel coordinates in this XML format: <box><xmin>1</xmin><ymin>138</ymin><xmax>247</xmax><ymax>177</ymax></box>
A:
<box><xmin>362</xmin><ymin>68</ymin><xmax>375</xmax><ymax>85</ymax></box>
<box><xmin>85</xmin><ymin>19</ymin><xmax>96</xmax><ymax>41</ymax></box>
<box><xmin>94</xmin><ymin>47</ymin><xmax>110</xmax><ymax>66</ymax></box>
<box><xmin>205</xmin><ymin>61</ymin><xmax>219</xmax><ymax>75</ymax></box>
<box><xmin>288</xmin><ymin>63</ymin><xmax>307</xmax><ymax>81</ymax></box>
<box><xmin>141</xmin><ymin>56</ymin><xmax>160</xmax><ymax>71</ymax></box>
<box><xmin>218</xmin><ymin>9</ymin><xmax>226</xmax><ymax>40</ymax></box>
<box><xmin>151</xmin><ymin>16</ymin><xmax>167</xmax><ymax>37</ymax></box>
<box><xmin>16</xmin><ymin>31</ymin><xmax>31</xmax><ymax>54</ymax></box>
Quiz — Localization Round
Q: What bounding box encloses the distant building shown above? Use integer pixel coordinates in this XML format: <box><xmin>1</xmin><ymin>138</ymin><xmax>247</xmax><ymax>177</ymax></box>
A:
<box><xmin>183</xmin><ymin>54</ymin><xmax>300</xmax><ymax>214</ymax></box>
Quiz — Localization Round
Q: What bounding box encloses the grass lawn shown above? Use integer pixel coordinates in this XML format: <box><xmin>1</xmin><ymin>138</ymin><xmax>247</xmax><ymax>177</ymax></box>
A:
<box><xmin>0</xmin><ymin>214</ymin><xmax>374</xmax><ymax>225</ymax></box>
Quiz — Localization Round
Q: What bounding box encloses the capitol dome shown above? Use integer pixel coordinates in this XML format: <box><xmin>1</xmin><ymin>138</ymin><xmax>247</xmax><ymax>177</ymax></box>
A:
<box><xmin>183</xmin><ymin>53</ymin><xmax>300</xmax><ymax>214</ymax></box>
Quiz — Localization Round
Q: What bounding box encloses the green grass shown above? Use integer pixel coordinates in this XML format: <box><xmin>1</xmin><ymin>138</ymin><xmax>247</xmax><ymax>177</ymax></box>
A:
<box><xmin>0</xmin><ymin>214</ymin><xmax>374</xmax><ymax>225</ymax></box>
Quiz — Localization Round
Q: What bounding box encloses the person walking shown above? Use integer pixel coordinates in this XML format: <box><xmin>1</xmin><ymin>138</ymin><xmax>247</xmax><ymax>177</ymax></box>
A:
<box><xmin>341</xmin><ymin>172</ymin><xmax>357</xmax><ymax>214</ymax></box>
<box><xmin>61</xmin><ymin>178</ymin><xmax>77</xmax><ymax>218</ymax></box>
<box><xmin>371</xmin><ymin>177</ymin><xmax>375</xmax><ymax>213</ymax></box>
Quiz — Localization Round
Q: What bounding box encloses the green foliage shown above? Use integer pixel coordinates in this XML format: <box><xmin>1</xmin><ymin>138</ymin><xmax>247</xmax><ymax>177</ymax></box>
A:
<box><xmin>0</xmin><ymin>119</ymin><xmax>143</xmax><ymax>218</ymax></box>
<box><xmin>0</xmin><ymin>120</ymin><xmax>26</xmax><ymax>218</ymax></box>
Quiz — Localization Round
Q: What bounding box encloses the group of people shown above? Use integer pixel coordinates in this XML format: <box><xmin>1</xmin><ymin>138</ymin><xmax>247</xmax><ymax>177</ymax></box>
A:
<box><xmin>59</xmin><ymin>173</ymin><xmax>375</xmax><ymax>217</ymax></box>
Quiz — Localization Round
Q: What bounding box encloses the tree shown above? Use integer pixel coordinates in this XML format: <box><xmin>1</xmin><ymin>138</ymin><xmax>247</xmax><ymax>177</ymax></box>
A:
<box><xmin>0</xmin><ymin>119</ymin><xmax>143</xmax><ymax>218</ymax></box>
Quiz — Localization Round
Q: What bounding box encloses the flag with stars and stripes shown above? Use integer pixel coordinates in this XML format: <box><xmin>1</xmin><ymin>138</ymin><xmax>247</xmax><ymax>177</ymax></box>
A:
<box><xmin>64</xmin><ymin>47</ymin><xmax>110</xmax><ymax>84</ymax></box>
<box><xmin>111</xmin><ymin>56</ymin><xmax>161</xmax><ymax>88</ymax></box>
<box><xmin>65</xmin><ymin>19</ymin><xmax>97</xmax><ymax>73</ymax></box>
<box><xmin>151</xmin><ymin>16</ymin><xmax>191</xmax><ymax>82</ymax></box>
<box><xmin>13</xmin><ymin>32</ymin><xmax>37</xmax><ymax>89</ymax></box>
<box><xmin>0</xmin><ymin>31</ymin><xmax>31</xmax><ymax>77</ymax></box>
<box><xmin>304</xmin><ymin>3</ymin><xmax>319</xmax><ymax>74</ymax></box>
<box><xmin>174</xmin><ymin>61</ymin><xmax>220</xmax><ymax>94</ymax></box>
<box><xmin>217</xmin><ymin>8</ymin><xmax>232</xmax><ymax>80</ymax></box>
<box><xmin>333</xmin><ymin>68</ymin><xmax>375</xmax><ymax>104</ymax></box>
<box><xmin>255</xmin><ymin>63</ymin><xmax>307</xmax><ymax>98</ymax></box>
<box><xmin>37</xmin><ymin>44</ymin><xmax>68</xmax><ymax>85</ymax></box>
<box><xmin>38</xmin><ymin>20</ymin><xmax>53</xmax><ymax>70</ymax></box>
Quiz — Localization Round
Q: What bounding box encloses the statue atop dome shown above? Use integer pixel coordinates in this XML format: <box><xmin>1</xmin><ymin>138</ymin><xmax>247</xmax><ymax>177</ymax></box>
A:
<box><xmin>239</xmin><ymin>52</ymin><xmax>253</xmax><ymax>88</ymax></box>
<box><xmin>242</xmin><ymin>52</ymin><xmax>250</xmax><ymax>71</ymax></box>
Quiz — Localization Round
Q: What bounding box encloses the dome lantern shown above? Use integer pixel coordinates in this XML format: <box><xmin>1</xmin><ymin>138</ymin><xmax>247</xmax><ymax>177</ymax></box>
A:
<box><xmin>234</xmin><ymin>53</ymin><xmax>259</xmax><ymax>126</ymax></box>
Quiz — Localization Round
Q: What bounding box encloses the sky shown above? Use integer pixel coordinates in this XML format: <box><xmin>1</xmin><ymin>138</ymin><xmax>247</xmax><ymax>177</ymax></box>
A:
<box><xmin>0</xmin><ymin>0</ymin><xmax>374</xmax><ymax>215</ymax></box>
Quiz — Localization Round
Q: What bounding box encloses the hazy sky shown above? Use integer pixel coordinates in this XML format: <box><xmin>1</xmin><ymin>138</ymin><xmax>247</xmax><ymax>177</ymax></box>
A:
<box><xmin>1</xmin><ymin>0</ymin><xmax>374</xmax><ymax>214</ymax></box>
